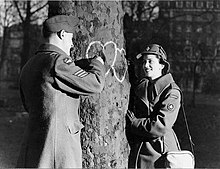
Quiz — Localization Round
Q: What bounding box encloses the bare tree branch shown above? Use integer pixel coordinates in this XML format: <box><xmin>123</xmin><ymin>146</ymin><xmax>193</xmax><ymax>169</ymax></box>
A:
<box><xmin>30</xmin><ymin>1</ymin><xmax>48</xmax><ymax>16</ymax></box>
<box><xmin>13</xmin><ymin>0</ymin><xmax>25</xmax><ymax>23</ymax></box>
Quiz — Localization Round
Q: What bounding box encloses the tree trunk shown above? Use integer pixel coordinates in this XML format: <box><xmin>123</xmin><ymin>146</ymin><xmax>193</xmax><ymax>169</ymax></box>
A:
<box><xmin>48</xmin><ymin>1</ymin><xmax>130</xmax><ymax>168</ymax></box>
<box><xmin>0</xmin><ymin>27</ymin><xmax>8</xmax><ymax>80</ymax></box>
<box><xmin>20</xmin><ymin>1</ymin><xmax>32</xmax><ymax>69</ymax></box>
<box><xmin>20</xmin><ymin>23</ymin><xmax>31</xmax><ymax>69</ymax></box>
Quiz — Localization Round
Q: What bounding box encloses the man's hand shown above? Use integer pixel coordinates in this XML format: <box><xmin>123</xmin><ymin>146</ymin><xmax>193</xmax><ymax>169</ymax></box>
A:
<box><xmin>98</xmin><ymin>51</ymin><xmax>106</xmax><ymax>63</ymax></box>
<box><xmin>95</xmin><ymin>51</ymin><xmax>106</xmax><ymax>63</ymax></box>
<box><xmin>93</xmin><ymin>51</ymin><xmax>106</xmax><ymax>65</ymax></box>
<box><xmin>95</xmin><ymin>56</ymin><xmax>104</xmax><ymax>65</ymax></box>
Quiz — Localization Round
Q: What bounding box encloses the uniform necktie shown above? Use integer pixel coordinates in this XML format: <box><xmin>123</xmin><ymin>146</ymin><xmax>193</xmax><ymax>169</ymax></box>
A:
<box><xmin>147</xmin><ymin>81</ymin><xmax>155</xmax><ymax>102</ymax></box>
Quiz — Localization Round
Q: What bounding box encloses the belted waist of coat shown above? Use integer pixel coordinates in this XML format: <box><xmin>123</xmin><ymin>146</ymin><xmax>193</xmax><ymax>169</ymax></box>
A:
<box><xmin>139</xmin><ymin>127</ymin><xmax>174</xmax><ymax>142</ymax></box>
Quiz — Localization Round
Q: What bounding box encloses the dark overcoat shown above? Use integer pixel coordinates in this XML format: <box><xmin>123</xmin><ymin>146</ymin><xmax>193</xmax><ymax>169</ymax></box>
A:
<box><xmin>126</xmin><ymin>73</ymin><xmax>181</xmax><ymax>169</ymax></box>
<box><xmin>16</xmin><ymin>43</ymin><xmax>105</xmax><ymax>168</ymax></box>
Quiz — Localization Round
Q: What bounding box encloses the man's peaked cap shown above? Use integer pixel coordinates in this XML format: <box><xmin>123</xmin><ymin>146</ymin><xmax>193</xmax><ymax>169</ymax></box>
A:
<box><xmin>43</xmin><ymin>15</ymin><xmax>79</xmax><ymax>33</ymax></box>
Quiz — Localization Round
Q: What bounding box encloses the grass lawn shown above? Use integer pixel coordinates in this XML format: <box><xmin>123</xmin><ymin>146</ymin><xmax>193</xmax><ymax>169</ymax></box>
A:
<box><xmin>187</xmin><ymin>104</ymin><xmax>220</xmax><ymax>168</ymax></box>
<box><xmin>0</xmin><ymin>88</ymin><xmax>26</xmax><ymax>167</ymax></box>
<box><xmin>0</xmin><ymin>88</ymin><xmax>220</xmax><ymax>168</ymax></box>
<box><xmin>175</xmin><ymin>92</ymin><xmax>220</xmax><ymax>168</ymax></box>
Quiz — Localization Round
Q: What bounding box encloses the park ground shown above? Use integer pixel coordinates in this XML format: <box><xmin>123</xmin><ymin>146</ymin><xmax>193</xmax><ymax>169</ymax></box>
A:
<box><xmin>0</xmin><ymin>85</ymin><xmax>220</xmax><ymax>168</ymax></box>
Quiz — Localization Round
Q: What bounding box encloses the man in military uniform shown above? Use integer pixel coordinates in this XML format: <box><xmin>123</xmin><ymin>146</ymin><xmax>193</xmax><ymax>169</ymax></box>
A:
<box><xmin>16</xmin><ymin>15</ymin><xmax>106</xmax><ymax>168</ymax></box>
<box><xmin>126</xmin><ymin>44</ymin><xmax>181</xmax><ymax>168</ymax></box>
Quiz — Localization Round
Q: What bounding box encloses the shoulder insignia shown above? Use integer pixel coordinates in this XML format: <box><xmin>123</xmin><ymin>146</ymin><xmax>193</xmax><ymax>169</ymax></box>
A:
<box><xmin>167</xmin><ymin>103</ymin><xmax>175</xmax><ymax>111</ymax></box>
<box><xmin>74</xmin><ymin>69</ymin><xmax>89</xmax><ymax>78</ymax></box>
<box><xmin>51</xmin><ymin>52</ymin><xmax>60</xmax><ymax>58</ymax></box>
<box><xmin>170</xmin><ymin>94</ymin><xmax>179</xmax><ymax>99</ymax></box>
<box><xmin>63</xmin><ymin>58</ymin><xmax>73</xmax><ymax>65</ymax></box>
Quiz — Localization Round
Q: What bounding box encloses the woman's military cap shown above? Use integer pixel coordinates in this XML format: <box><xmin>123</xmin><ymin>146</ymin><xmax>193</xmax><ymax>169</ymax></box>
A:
<box><xmin>136</xmin><ymin>44</ymin><xmax>170</xmax><ymax>74</ymax></box>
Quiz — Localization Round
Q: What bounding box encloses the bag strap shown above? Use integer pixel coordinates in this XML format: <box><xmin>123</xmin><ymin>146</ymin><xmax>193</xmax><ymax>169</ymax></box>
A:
<box><xmin>161</xmin><ymin>88</ymin><xmax>195</xmax><ymax>155</ymax></box>
<box><xmin>170</xmin><ymin>83</ymin><xmax>195</xmax><ymax>154</ymax></box>
<box><xmin>161</xmin><ymin>130</ymin><xmax>181</xmax><ymax>154</ymax></box>
<box><xmin>173</xmin><ymin>130</ymin><xmax>181</xmax><ymax>150</ymax></box>
<box><xmin>179</xmin><ymin>91</ymin><xmax>195</xmax><ymax>155</ymax></box>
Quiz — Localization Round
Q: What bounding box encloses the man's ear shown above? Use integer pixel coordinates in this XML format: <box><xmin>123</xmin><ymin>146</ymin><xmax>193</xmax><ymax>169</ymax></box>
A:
<box><xmin>57</xmin><ymin>30</ymin><xmax>65</xmax><ymax>40</ymax></box>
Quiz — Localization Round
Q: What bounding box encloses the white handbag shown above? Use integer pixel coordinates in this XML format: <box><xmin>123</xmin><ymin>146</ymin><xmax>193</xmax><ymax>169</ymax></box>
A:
<box><xmin>163</xmin><ymin>150</ymin><xmax>195</xmax><ymax>168</ymax></box>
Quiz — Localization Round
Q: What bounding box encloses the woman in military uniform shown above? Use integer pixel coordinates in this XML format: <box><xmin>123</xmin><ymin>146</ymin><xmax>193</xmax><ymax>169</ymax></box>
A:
<box><xmin>126</xmin><ymin>44</ymin><xmax>181</xmax><ymax>169</ymax></box>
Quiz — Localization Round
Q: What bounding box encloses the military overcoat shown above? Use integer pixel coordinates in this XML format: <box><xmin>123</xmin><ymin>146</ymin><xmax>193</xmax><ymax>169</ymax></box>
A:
<box><xmin>126</xmin><ymin>73</ymin><xmax>181</xmax><ymax>169</ymax></box>
<box><xmin>16</xmin><ymin>43</ymin><xmax>105</xmax><ymax>168</ymax></box>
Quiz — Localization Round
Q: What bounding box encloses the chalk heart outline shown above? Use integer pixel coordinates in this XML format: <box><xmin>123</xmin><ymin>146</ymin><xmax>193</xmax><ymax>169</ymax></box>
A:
<box><xmin>112</xmin><ymin>50</ymin><xmax>128</xmax><ymax>83</ymax></box>
<box><xmin>86</xmin><ymin>41</ymin><xmax>127</xmax><ymax>83</ymax></box>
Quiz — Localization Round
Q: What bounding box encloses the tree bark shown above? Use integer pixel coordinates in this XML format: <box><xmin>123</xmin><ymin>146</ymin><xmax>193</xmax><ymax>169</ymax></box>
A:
<box><xmin>48</xmin><ymin>1</ymin><xmax>130</xmax><ymax>168</ymax></box>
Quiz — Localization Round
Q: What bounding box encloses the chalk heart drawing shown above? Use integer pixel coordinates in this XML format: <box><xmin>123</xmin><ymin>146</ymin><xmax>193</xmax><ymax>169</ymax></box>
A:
<box><xmin>86</xmin><ymin>41</ymin><xmax>127</xmax><ymax>83</ymax></box>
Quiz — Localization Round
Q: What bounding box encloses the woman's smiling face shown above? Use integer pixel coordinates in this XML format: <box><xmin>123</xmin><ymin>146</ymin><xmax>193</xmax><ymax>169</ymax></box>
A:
<box><xmin>142</xmin><ymin>54</ymin><xmax>164</xmax><ymax>80</ymax></box>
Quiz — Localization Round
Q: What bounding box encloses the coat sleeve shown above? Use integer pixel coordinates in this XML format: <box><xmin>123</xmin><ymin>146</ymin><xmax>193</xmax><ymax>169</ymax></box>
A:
<box><xmin>129</xmin><ymin>89</ymin><xmax>181</xmax><ymax>138</ymax></box>
<box><xmin>54</xmin><ymin>54</ymin><xmax>105</xmax><ymax>95</ymax></box>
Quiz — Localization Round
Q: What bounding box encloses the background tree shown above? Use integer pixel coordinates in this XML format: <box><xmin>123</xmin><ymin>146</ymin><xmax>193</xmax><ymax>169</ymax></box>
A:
<box><xmin>122</xmin><ymin>0</ymin><xmax>159</xmax><ymax>110</ymax></box>
<box><xmin>48</xmin><ymin>1</ymin><xmax>130</xmax><ymax>168</ymax></box>
<box><xmin>0</xmin><ymin>0</ymin><xmax>18</xmax><ymax>79</ymax></box>
<box><xmin>123</xmin><ymin>0</ymin><xmax>159</xmax><ymax>62</ymax></box>
<box><xmin>13</xmin><ymin>0</ymin><xmax>48</xmax><ymax>68</ymax></box>
<box><xmin>123</xmin><ymin>1</ymin><xmax>220</xmax><ymax>107</ymax></box>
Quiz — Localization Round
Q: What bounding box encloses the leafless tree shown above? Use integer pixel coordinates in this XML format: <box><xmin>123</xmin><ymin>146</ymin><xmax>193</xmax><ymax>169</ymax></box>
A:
<box><xmin>0</xmin><ymin>0</ymin><xmax>18</xmax><ymax>78</ymax></box>
<box><xmin>13</xmin><ymin>0</ymin><xmax>48</xmax><ymax>68</ymax></box>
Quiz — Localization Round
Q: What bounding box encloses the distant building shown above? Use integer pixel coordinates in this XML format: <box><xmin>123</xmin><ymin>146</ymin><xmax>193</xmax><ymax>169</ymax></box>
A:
<box><xmin>0</xmin><ymin>24</ymin><xmax>42</xmax><ymax>84</ymax></box>
<box><xmin>159</xmin><ymin>0</ymin><xmax>220</xmax><ymax>92</ymax></box>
